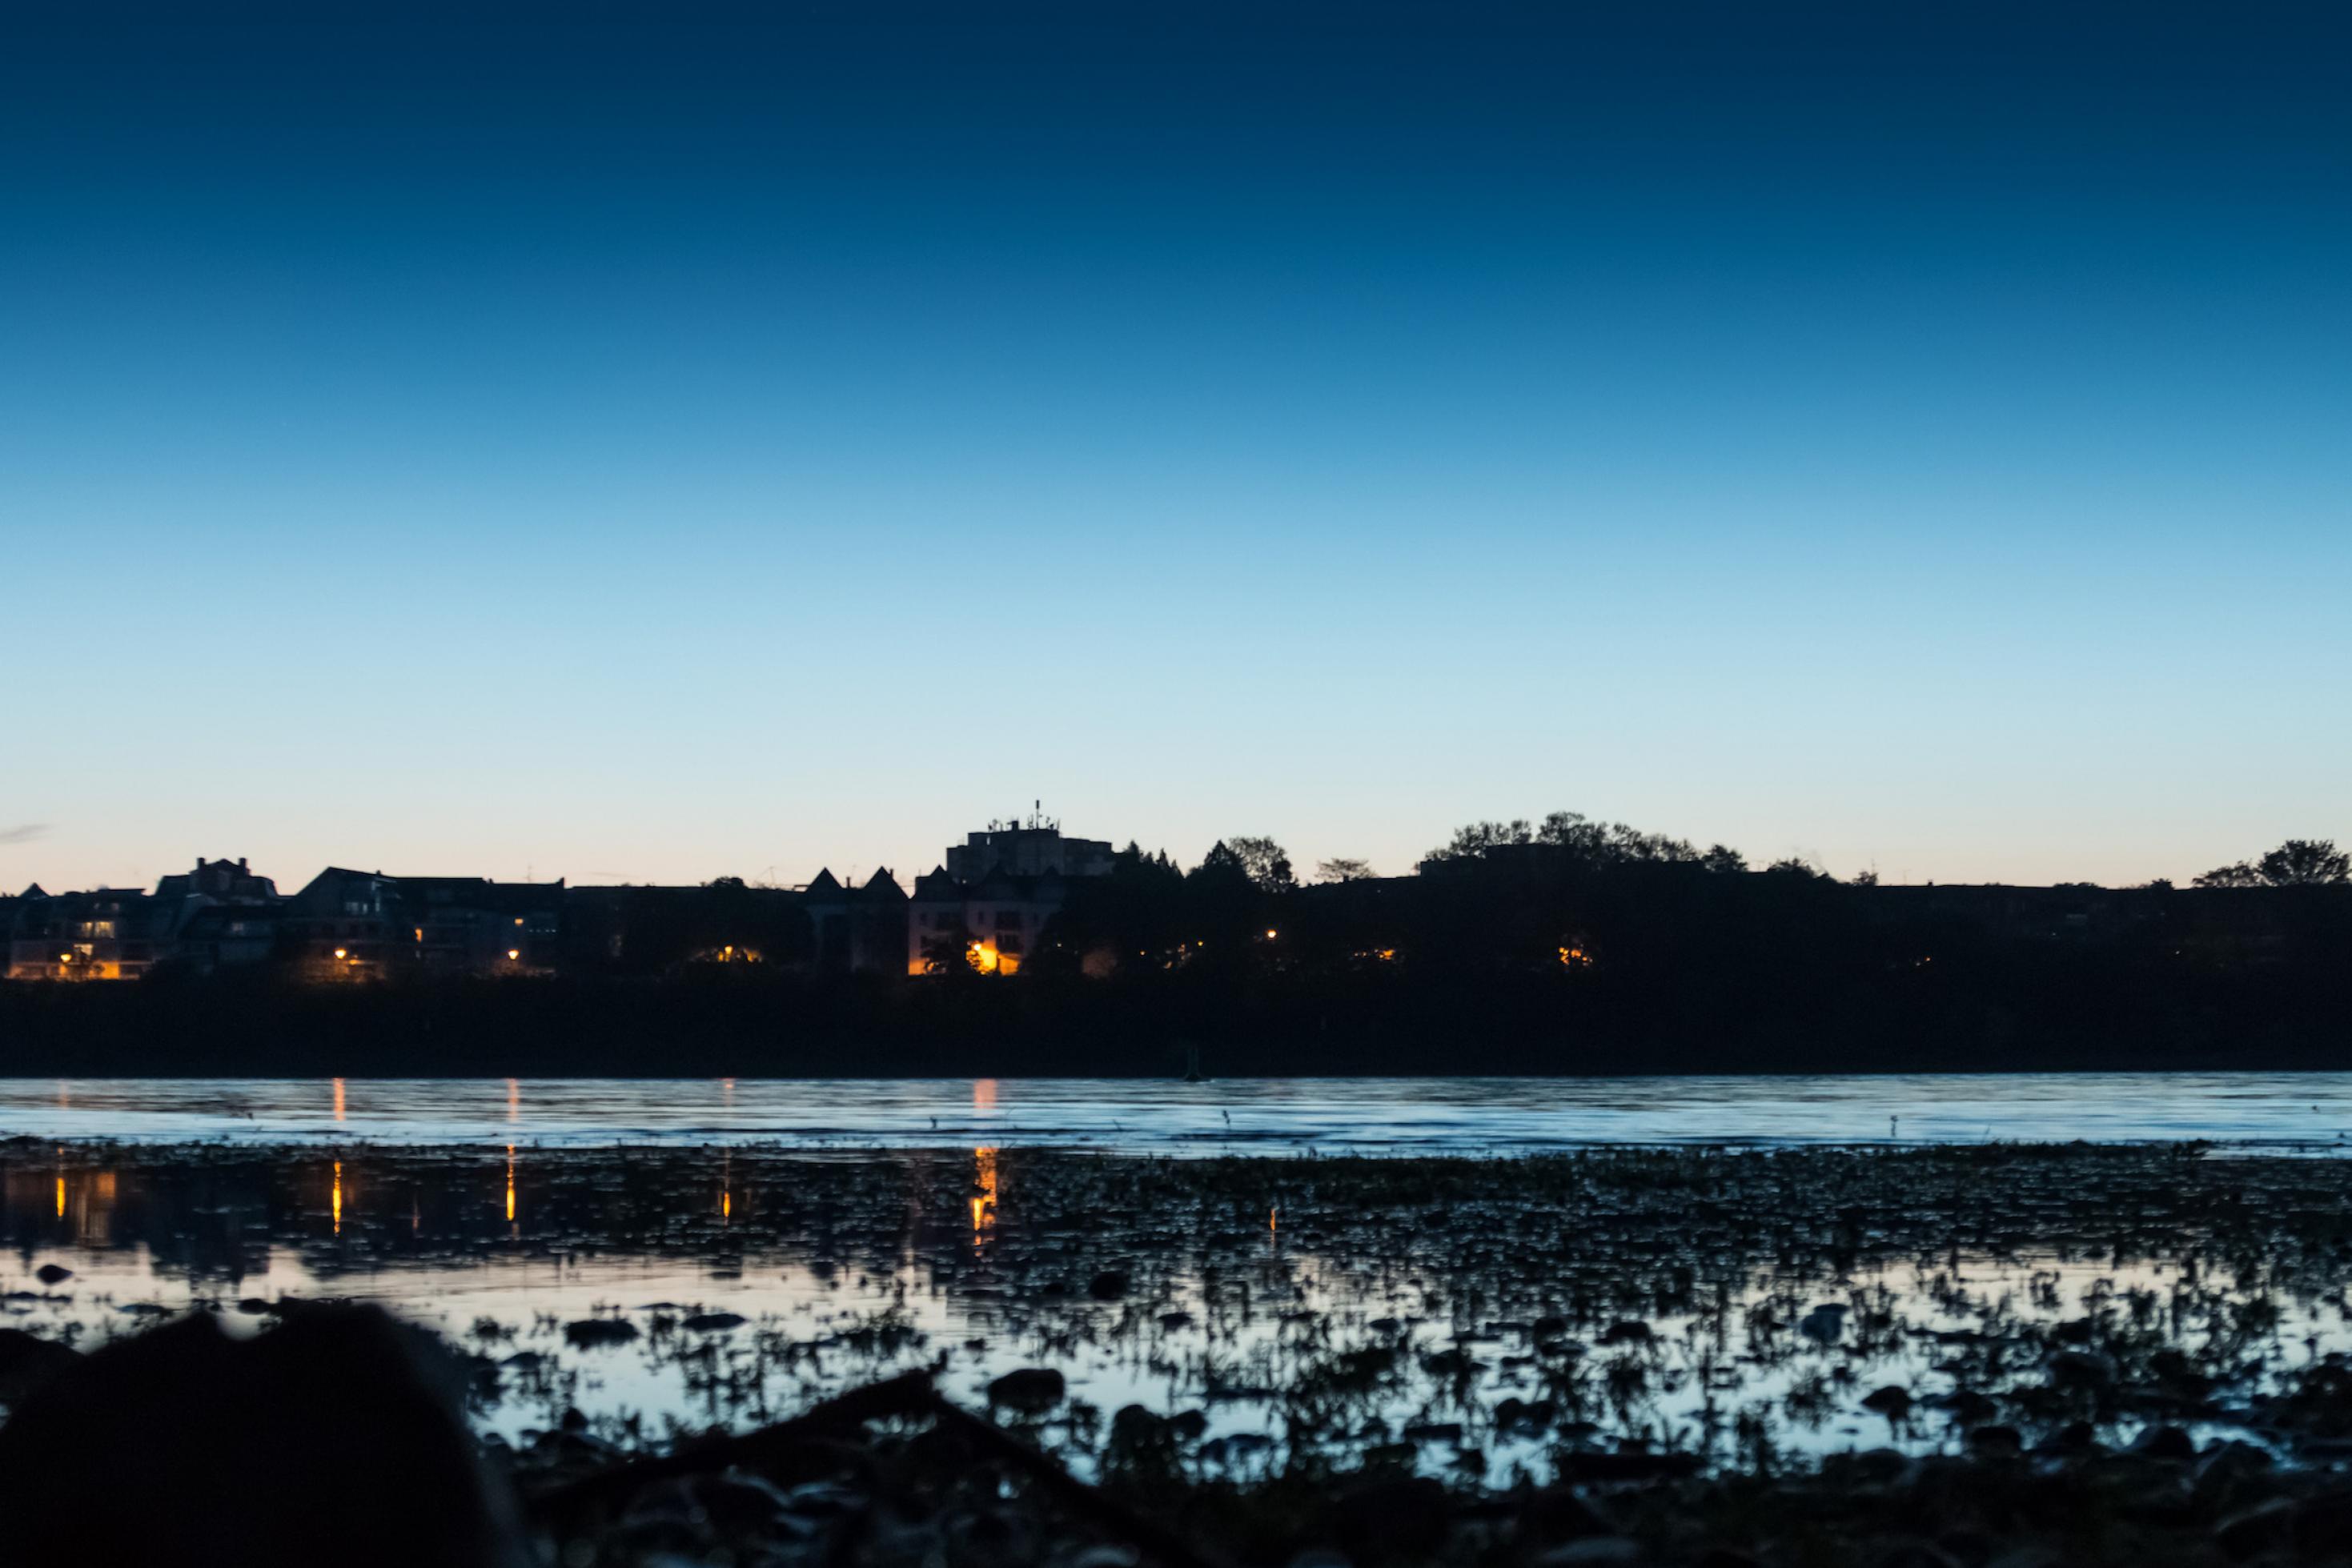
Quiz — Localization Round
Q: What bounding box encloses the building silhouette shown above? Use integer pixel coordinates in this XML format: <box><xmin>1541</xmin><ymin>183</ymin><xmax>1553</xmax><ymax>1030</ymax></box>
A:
<box><xmin>5</xmin><ymin>857</ymin><xmax>279</xmax><ymax>981</ymax></box>
<box><xmin>944</xmin><ymin>810</ymin><xmax>1112</xmax><ymax>881</ymax></box>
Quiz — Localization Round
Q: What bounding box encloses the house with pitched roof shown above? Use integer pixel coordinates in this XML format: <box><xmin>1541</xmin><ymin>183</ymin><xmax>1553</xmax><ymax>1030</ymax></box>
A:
<box><xmin>800</xmin><ymin>867</ymin><xmax>909</xmax><ymax>975</ymax></box>
<box><xmin>907</xmin><ymin>865</ymin><xmax>1069</xmax><ymax>975</ymax></box>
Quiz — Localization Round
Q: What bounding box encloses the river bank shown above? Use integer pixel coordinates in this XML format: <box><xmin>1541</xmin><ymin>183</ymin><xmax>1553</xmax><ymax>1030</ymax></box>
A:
<box><xmin>6</xmin><ymin>1143</ymin><xmax>2352</xmax><ymax>1562</ymax></box>
<box><xmin>9</xmin><ymin>1141</ymin><xmax>2352</xmax><ymax>1458</ymax></box>
<box><xmin>6</xmin><ymin>960</ymin><xmax>2348</xmax><ymax>1078</ymax></box>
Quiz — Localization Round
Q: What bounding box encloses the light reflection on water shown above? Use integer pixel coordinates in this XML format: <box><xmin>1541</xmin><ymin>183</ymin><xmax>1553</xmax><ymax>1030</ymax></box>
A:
<box><xmin>10</xmin><ymin>1073</ymin><xmax>2352</xmax><ymax>1152</ymax></box>
<box><xmin>7</xmin><ymin>1140</ymin><xmax>2352</xmax><ymax>1478</ymax></box>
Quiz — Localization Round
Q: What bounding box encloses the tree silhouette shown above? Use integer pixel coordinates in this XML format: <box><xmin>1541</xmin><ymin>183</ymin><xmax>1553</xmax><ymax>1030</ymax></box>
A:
<box><xmin>1225</xmin><ymin>836</ymin><xmax>1297</xmax><ymax>892</ymax></box>
<box><xmin>1314</xmin><ymin>857</ymin><xmax>1376</xmax><ymax>883</ymax></box>
<box><xmin>919</xmin><ymin>920</ymin><xmax>980</xmax><ymax>975</ymax></box>
<box><xmin>2196</xmin><ymin>840</ymin><xmax>2348</xmax><ymax>888</ymax></box>
<box><xmin>1427</xmin><ymin>811</ymin><xmax>1706</xmax><ymax>868</ymax></box>
<box><xmin>2260</xmin><ymin>839</ymin><xmax>2350</xmax><ymax>885</ymax></box>
<box><xmin>1700</xmin><ymin>844</ymin><xmax>1748</xmax><ymax>874</ymax></box>
<box><xmin>1423</xmin><ymin>820</ymin><xmax>1535</xmax><ymax>864</ymax></box>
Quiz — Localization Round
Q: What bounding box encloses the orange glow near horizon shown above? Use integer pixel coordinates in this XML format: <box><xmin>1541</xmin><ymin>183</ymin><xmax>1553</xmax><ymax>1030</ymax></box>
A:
<box><xmin>331</xmin><ymin>1160</ymin><xmax>343</xmax><ymax>1234</ymax></box>
<box><xmin>973</xmin><ymin>1078</ymin><xmax>997</xmax><ymax>1113</ymax></box>
<box><xmin>332</xmin><ymin>1078</ymin><xmax>347</xmax><ymax>1121</ymax></box>
<box><xmin>506</xmin><ymin>1078</ymin><xmax>520</xmax><ymax>1123</ymax></box>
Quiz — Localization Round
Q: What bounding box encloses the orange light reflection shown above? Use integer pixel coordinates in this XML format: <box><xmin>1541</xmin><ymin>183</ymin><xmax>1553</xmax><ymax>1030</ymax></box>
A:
<box><xmin>971</xmin><ymin>1145</ymin><xmax>999</xmax><ymax>1238</ymax></box>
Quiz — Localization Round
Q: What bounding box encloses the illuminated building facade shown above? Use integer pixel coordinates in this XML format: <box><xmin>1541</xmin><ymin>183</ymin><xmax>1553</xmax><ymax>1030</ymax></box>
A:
<box><xmin>906</xmin><ymin>866</ymin><xmax>1069</xmax><ymax>975</ymax></box>
<box><xmin>5</xmin><ymin>857</ymin><xmax>282</xmax><ymax>980</ymax></box>
<box><xmin>5</xmin><ymin>887</ymin><xmax>167</xmax><ymax>981</ymax></box>
<box><xmin>283</xmin><ymin>868</ymin><xmax>564</xmax><ymax>976</ymax></box>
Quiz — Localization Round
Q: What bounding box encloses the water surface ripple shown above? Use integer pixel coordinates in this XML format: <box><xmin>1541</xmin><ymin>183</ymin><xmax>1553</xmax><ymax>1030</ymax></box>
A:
<box><xmin>6</xmin><ymin>1072</ymin><xmax>2350</xmax><ymax>1151</ymax></box>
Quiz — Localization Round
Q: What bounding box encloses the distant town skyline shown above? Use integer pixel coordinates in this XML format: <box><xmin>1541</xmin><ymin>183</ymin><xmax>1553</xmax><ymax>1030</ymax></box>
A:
<box><xmin>6</xmin><ymin>2</ymin><xmax>2345</xmax><ymax>895</ymax></box>
<box><xmin>0</xmin><ymin>805</ymin><xmax>2338</xmax><ymax>897</ymax></box>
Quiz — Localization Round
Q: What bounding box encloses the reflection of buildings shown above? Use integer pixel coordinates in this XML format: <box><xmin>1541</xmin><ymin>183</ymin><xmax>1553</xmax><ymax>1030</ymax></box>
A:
<box><xmin>971</xmin><ymin>1146</ymin><xmax>999</xmax><ymax>1237</ymax></box>
<box><xmin>6</xmin><ymin>1161</ymin><xmax>123</xmax><ymax>1247</ymax></box>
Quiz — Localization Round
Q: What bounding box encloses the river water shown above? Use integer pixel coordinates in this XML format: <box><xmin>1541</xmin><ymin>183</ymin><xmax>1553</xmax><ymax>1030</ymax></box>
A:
<box><xmin>6</xmin><ymin>1071</ymin><xmax>2352</xmax><ymax>1151</ymax></box>
<box><xmin>6</xmin><ymin>1074</ymin><xmax>2351</xmax><ymax>1475</ymax></box>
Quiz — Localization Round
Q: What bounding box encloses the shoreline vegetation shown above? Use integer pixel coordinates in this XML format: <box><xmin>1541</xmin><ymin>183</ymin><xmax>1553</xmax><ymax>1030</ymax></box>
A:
<box><xmin>7</xmin><ymin>827</ymin><xmax>2344</xmax><ymax>1077</ymax></box>
<box><xmin>6</xmin><ymin>1142</ymin><xmax>2352</xmax><ymax>1564</ymax></box>
<box><xmin>2</xmin><ymin>954</ymin><xmax>2346</xmax><ymax>1076</ymax></box>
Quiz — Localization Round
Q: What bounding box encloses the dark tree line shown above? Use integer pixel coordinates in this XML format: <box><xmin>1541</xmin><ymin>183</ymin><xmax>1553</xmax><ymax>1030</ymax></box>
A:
<box><xmin>3</xmin><ymin>824</ymin><xmax>2344</xmax><ymax>1076</ymax></box>
<box><xmin>2196</xmin><ymin>839</ymin><xmax>2350</xmax><ymax>888</ymax></box>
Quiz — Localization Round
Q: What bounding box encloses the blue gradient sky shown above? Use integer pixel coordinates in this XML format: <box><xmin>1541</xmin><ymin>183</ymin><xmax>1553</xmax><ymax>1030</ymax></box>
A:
<box><xmin>5</xmin><ymin>1</ymin><xmax>2346</xmax><ymax>892</ymax></box>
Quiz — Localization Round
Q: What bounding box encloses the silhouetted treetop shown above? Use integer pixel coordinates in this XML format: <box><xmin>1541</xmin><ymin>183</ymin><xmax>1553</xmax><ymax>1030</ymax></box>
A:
<box><xmin>2197</xmin><ymin>838</ymin><xmax>2350</xmax><ymax>888</ymax></box>
<box><xmin>1314</xmin><ymin>857</ymin><xmax>1377</xmax><ymax>883</ymax></box>
<box><xmin>1224</xmin><ymin>836</ymin><xmax>1297</xmax><ymax>892</ymax></box>
<box><xmin>1423</xmin><ymin>811</ymin><xmax>1725</xmax><ymax>871</ymax></box>
<box><xmin>1194</xmin><ymin>840</ymin><xmax>1245</xmax><ymax>879</ymax></box>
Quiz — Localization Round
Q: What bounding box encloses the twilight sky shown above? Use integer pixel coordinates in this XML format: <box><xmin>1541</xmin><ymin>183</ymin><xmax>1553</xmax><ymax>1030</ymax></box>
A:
<box><xmin>4</xmin><ymin>0</ymin><xmax>2346</xmax><ymax>893</ymax></box>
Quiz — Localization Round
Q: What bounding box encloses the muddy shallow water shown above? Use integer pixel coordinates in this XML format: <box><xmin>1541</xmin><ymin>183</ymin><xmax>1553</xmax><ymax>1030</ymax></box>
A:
<box><xmin>7</xmin><ymin>1141</ymin><xmax>2351</xmax><ymax>1485</ymax></box>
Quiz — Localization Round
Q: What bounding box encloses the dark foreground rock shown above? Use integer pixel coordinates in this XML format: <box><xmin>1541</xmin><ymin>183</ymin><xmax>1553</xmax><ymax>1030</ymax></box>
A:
<box><xmin>0</xmin><ymin>1325</ymin><xmax>80</xmax><ymax>1399</ymax></box>
<box><xmin>0</xmin><ymin>1305</ymin><xmax>527</xmax><ymax>1568</ymax></box>
<box><xmin>20</xmin><ymin>1325</ymin><xmax>2352</xmax><ymax>1567</ymax></box>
